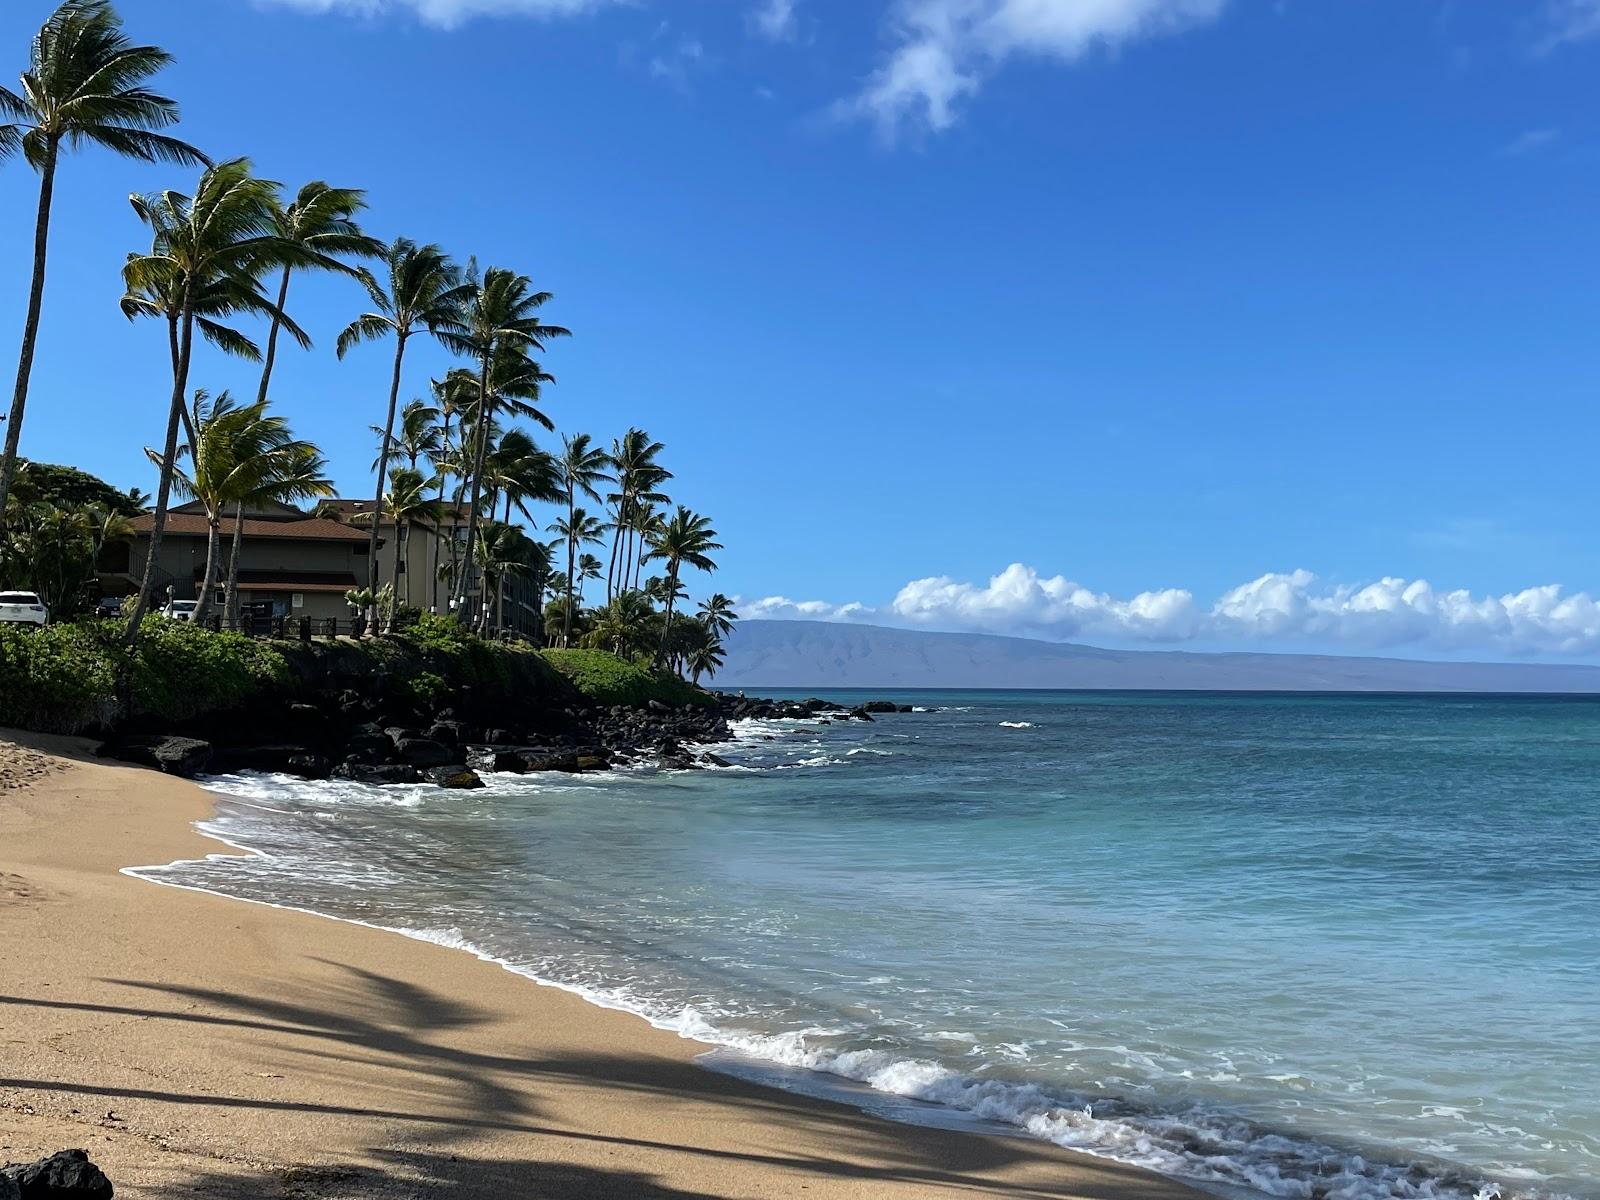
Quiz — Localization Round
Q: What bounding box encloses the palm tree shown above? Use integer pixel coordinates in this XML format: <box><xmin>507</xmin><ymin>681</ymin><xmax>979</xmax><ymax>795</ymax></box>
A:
<box><xmin>696</xmin><ymin>592</ymin><xmax>738</xmax><ymax>641</ymax></box>
<box><xmin>583</xmin><ymin>589</ymin><xmax>659</xmax><ymax>659</ymax></box>
<box><xmin>433</xmin><ymin>266</ymin><xmax>569</xmax><ymax>622</ymax></box>
<box><xmin>337</xmin><ymin>238</ymin><xmax>465</xmax><ymax>589</ymax></box>
<box><xmin>577</xmin><ymin>552</ymin><xmax>603</xmax><ymax>604</ymax></box>
<box><xmin>255</xmin><ymin>181</ymin><xmax>380</xmax><ymax>405</ymax></box>
<box><xmin>120</xmin><ymin>158</ymin><xmax>301</xmax><ymax>638</ymax></box>
<box><xmin>604</xmin><ymin>429</ymin><xmax>671</xmax><ymax>602</ymax></box>
<box><xmin>350</xmin><ymin>465</ymin><xmax>441</xmax><ymax>608</ymax></box>
<box><xmin>471</xmin><ymin>519</ymin><xmax>542</xmax><ymax>637</ymax></box>
<box><xmin>483</xmin><ymin>427</ymin><xmax>562</xmax><ymax>525</ymax></box>
<box><xmin>643</xmin><ymin>506</ymin><xmax>722</xmax><ymax>667</ymax></box>
<box><xmin>627</xmin><ymin>503</ymin><xmax>666</xmax><ymax>593</ymax></box>
<box><xmin>0</xmin><ymin>0</ymin><xmax>207</xmax><ymax>526</ymax></box>
<box><xmin>372</xmin><ymin>398</ymin><xmax>443</xmax><ymax>473</ymax></box>
<box><xmin>686</xmin><ymin>635</ymin><xmax>726</xmax><ymax>685</ymax></box>
<box><xmin>558</xmin><ymin>432</ymin><xmax>609</xmax><ymax>647</ymax></box>
<box><xmin>163</xmin><ymin>390</ymin><xmax>332</xmax><ymax>621</ymax></box>
<box><xmin>553</xmin><ymin>502</ymin><xmax>605</xmax><ymax>634</ymax></box>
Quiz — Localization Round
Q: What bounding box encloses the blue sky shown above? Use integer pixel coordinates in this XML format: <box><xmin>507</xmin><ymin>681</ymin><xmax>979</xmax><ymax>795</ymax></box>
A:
<box><xmin>3</xmin><ymin>0</ymin><xmax>1600</xmax><ymax>657</ymax></box>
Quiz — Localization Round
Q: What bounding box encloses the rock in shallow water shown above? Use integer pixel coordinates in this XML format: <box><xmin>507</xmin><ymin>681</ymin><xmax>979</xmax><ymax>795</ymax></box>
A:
<box><xmin>0</xmin><ymin>1149</ymin><xmax>113</xmax><ymax>1199</ymax></box>
<box><xmin>97</xmin><ymin>734</ymin><xmax>212</xmax><ymax>778</ymax></box>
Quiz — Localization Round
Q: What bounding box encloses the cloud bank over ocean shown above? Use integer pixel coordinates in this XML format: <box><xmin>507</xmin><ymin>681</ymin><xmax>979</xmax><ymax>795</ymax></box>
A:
<box><xmin>742</xmin><ymin>564</ymin><xmax>1600</xmax><ymax>657</ymax></box>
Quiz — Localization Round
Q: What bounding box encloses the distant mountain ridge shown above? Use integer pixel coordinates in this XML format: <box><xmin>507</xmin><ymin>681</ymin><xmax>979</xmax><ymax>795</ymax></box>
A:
<box><xmin>715</xmin><ymin>619</ymin><xmax>1600</xmax><ymax>692</ymax></box>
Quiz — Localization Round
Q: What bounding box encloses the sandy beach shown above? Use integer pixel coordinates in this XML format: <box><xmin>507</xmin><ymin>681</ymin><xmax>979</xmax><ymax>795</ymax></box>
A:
<box><xmin>0</xmin><ymin>733</ymin><xmax>1201</xmax><ymax>1199</ymax></box>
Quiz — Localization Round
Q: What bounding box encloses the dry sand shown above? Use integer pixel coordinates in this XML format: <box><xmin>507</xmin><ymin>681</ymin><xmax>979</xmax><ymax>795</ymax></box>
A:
<box><xmin>0</xmin><ymin>733</ymin><xmax>1203</xmax><ymax>1199</ymax></box>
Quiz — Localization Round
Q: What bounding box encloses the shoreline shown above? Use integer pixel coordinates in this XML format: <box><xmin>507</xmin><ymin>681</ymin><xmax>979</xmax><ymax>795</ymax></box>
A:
<box><xmin>0</xmin><ymin>731</ymin><xmax>1206</xmax><ymax>1199</ymax></box>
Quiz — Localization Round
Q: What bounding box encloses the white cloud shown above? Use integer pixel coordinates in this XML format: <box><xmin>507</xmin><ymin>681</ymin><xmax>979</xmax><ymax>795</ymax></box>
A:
<box><xmin>1538</xmin><ymin>0</ymin><xmax>1600</xmax><ymax>50</ymax></box>
<box><xmin>257</xmin><ymin>0</ymin><xmax>615</xmax><ymax>28</ymax></box>
<box><xmin>848</xmin><ymin>0</ymin><xmax>1228</xmax><ymax>136</ymax></box>
<box><xmin>1503</xmin><ymin>127</ymin><xmax>1560</xmax><ymax>155</ymax></box>
<box><xmin>744</xmin><ymin>564</ymin><xmax>1600</xmax><ymax>657</ymax></box>
<box><xmin>752</xmin><ymin>0</ymin><xmax>799</xmax><ymax>41</ymax></box>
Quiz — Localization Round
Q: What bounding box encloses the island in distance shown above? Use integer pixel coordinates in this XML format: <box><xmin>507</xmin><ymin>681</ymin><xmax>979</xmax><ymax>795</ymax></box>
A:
<box><xmin>714</xmin><ymin>619</ymin><xmax>1600</xmax><ymax>692</ymax></box>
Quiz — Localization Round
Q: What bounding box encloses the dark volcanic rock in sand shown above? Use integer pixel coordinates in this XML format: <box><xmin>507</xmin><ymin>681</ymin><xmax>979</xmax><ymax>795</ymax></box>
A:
<box><xmin>1</xmin><ymin>1149</ymin><xmax>114</xmax><ymax>1199</ymax></box>
<box><xmin>97</xmin><ymin>734</ymin><xmax>212</xmax><ymax>778</ymax></box>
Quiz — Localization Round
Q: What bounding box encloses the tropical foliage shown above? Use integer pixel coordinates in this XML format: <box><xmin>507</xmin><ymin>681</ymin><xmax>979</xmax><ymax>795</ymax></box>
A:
<box><xmin>1</xmin><ymin>0</ymin><xmax>739</xmax><ymax>684</ymax></box>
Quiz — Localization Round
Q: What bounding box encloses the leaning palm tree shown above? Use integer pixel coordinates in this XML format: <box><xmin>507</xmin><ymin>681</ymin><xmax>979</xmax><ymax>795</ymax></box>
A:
<box><xmin>577</xmin><ymin>552</ymin><xmax>604</xmax><ymax>605</ymax></box>
<box><xmin>120</xmin><ymin>158</ymin><xmax>302</xmax><ymax>638</ymax></box>
<box><xmin>337</xmin><ymin>238</ymin><xmax>466</xmax><ymax>588</ymax></box>
<box><xmin>643</xmin><ymin>506</ymin><xmax>722</xmax><ymax>667</ymax></box>
<box><xmin>0</xmin><ymin>0</ymin><xmax>207</xmax><ymax>526</ymax></box>
<box><xmin>696</xmin><ymin>592</ymin><xmax>738</xmax><ymax>641</ymax></box>
<box><xmin>433</xmin><ymin>265</ymin><xmax>569</xmax><ymax>622</ymax></box>
<box><xmin>558</xmin><ymin>432</ymin><xmax>609</xmax><ymax>647</ymax></box>
<box><xmin>162</xmin><ymin>390</ymin><xmax>332</xmax><ymax>621</ymax></box>
<box><xmin>255</xmin><ymin>181</ymin><xmax>380</xmax><ymax>405</ymax></box>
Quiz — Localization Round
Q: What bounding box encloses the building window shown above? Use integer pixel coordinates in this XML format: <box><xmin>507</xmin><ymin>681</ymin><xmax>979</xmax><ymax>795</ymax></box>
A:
<box><xmin>353</xmin><ymin>543</ymin><xmax>368</xmax><ymax>556</ymax></box>
<box><xmin>292</xmin><ymin>593</ymin><xmax>305</xmax><ymax>609</ymax></box>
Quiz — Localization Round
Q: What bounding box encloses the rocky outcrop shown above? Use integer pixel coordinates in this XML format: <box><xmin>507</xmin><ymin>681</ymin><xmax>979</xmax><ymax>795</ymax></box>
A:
<box><xmin>1</xmin><ymin>1150</ymin><xmax>113</xmax><ymax>1199</ymax></box>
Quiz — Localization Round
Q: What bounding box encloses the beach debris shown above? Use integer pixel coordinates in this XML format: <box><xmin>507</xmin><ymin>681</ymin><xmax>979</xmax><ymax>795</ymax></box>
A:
<box><xmin>0</xmin><ymin>1149</ymin><xmax>114</xmax><ymax>1199</ymax></box>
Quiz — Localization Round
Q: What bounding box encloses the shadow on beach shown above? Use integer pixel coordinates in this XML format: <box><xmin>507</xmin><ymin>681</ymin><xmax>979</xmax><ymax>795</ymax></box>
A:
<box><xmin>1</xmin><ymin>960</ymin><xmax>1166</xmax><ymax>1200</ymax></box>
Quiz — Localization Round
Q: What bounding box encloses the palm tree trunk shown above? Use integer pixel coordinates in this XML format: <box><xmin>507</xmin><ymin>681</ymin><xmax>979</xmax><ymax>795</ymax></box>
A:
<box><xmin>657</xmin><ymin>564</ymin><xmax>679</xmax><ymax>667</ymax></box>
<box><xmin>369</xmin><ymin>333</ymin><xmax>407</xmax><ymax>590</ymax></box>
<box><xmin>562</xmin><ymin>488</ymin><xmax>577</xmax><ymax>648</ymax></box>
<box><xmin>127</xmin><ymin>296</ymin><xmax>197</xmax><ymax>641</ymax></box>
<box><xmin>0</xmin><ymin>140</ymin><xmax>60</xmax><ymax>531</ymax></box>
<box><xmin>455</xmin><ymin>352</ymin><xmax>494</xmax><ymax>620</ymax></box>
<box><xmin>224</xmin><ymin>504</ymin><xmax>244</xmax><ymax>626</ymax></box>
<box><xmin>401</xmin><ymin>519</ymin><xmax>411</xmax><ymax>608</ymax></box>
<box><xmin>193</xmin><ymin>515</ymin><xmax>222</xmax><ymax>622</ymax></box>
<box><xmin>255</xmin><ymin>266</ymin><xmax>292</xmax><ymax>405</ymax></box>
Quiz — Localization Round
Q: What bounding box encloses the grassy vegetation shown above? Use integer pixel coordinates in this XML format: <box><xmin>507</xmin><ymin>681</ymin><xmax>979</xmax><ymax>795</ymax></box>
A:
<box><xmin>540</xmin><ymin>647</ymin><xmax>711</xmax><ymax>709</ymax></box>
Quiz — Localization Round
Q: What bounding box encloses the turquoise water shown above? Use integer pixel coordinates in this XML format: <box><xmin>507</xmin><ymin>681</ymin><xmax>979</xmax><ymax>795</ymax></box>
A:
<box><xmin>134</xmin><ymin>691</ymin><xmax>1600</xmax><ymax>1199</ymax></box>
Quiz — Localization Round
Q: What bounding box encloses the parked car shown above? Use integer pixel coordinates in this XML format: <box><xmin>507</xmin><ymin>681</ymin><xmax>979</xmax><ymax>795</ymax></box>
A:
<box><xmin>161</xmin><ymin>599</ymin><xmax>199</xmax><ymax>623</ymax></box>
<box><xmin>0</xmin><ymin>591</ymin><xmax>49</xmax><ymax>626</ymax></box>
<box><xmin>94</xmin><ymin>595</ymin><xmax>126</xmax><ymax>618</ymax></box>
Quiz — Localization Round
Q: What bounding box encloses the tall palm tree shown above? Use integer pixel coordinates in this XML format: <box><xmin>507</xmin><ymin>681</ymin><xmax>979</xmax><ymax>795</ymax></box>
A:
<box><xmin>558</xmin><ymin>432</ymin><xmax>609</xmax><ymax>647</ymax></box>
<box><xmin>553</xmin><ymin>504</ymin><xmax>605</xmax><ymax>634</ymax></box>
<box><xmin>434</xmin><ymin>265</ymin><xmax>569</xmax><ymax>621</ymax></box>
<box><xmin>337</xmin><ymin>238</ymin><xmax>465</xmax><ymax>589</ymax></box>
<box><xmin>163</xmin><ymin>390</ymin><xmax>331</xmax><ymax>621</ymax></box>
<box><xmin>627</xmin><ymin>503</ymin><xmax>666</xmax><ymax>593</ymax></box>
<box><xmin>204</xmin><ymin>181</ymin><xmax>379</xmax><ymax>626</ymax></box>
<box><xmin>696</xmin><ymin>592</ymin><xmax>738</xmax><ymax>641</ymax></box>
<box><xmin>643</xmin><ymin>506</ymin><xmax>722</xmax><ymax>667</ymax></box>
<box><xmin>119</xmin><ymin>158</ymin><xmax>301</xmax><ymax>638</ymax></box>
<box><xmin>0</xmin><ymin>0</ymin><xmax>207</xmax><ymax>526</ymax></box>
<box><xmin>604</xmin><ymin>429</ymin><xmax>671</xmax><ymax>603</ymax></box>
<box><xmin>255</xmin><ymin>181</ymin><xmax>380</xmax><ymax>405</ymax></box>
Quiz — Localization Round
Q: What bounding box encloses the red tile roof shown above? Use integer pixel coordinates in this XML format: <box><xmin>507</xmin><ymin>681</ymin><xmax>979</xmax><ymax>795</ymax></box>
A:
<box><xmin>129</xmin><ymin>513</ymin><xmax>373</xmax><ymax>543</ymax></box>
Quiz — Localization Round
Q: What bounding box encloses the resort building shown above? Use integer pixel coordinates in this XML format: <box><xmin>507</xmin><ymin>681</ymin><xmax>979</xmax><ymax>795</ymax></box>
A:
<box><xmin>98</xmin><ymin>498</ymin><xmax>545</xmax><ymax>636</ymax></box>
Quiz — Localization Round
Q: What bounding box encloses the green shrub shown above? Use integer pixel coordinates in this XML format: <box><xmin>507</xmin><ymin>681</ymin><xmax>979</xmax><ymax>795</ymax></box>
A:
<box><xmin>541</xmin><ymin>648</ymin><xmax>711</xmax><ymax>709</ymax></box>
<box><xmin>124</xmin><ymin>617</ymin><xmax>290</xmax><ymax>723</ymax></box>
<box><xmin>405</xmin><ymin>671</ymin><xmax>450</xmax><ymax>709</ymax></box>
<box><xmin>0</xmin><ymin>622</ymin><xmax>119</xmax><ymax>733</ymax></box>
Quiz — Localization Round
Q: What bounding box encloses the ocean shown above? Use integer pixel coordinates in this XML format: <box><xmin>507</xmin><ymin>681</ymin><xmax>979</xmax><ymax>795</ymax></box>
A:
<box><xmin>130</xmin><ymin>691</ymin><xmax>1600</xmax><ymax>1200</ymax></box>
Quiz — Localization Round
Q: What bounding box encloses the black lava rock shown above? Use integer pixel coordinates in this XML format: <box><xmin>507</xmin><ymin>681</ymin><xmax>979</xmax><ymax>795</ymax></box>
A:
<box><xmin>1</xmin><ymin>1149</ymin><xmax>114</xmax><ymax>1199</ymax></box>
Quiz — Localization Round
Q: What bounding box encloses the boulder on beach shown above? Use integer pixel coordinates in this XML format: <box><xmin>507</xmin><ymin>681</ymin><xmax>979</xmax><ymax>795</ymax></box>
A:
<box><xmin>1</xmin><ymin>1149</ymin><xmax>114</xmax><ymax>1200</ymax></box>
<box><xmin>428</xmin><ymin>767</ymin><xmax>485</xmax><ymax>789</ymax></box>
<box><xmin>395</xmin><ymin>738</ymin><xmax>459</xmax><ymax>769</ymax></box>
<box><xmin>97</xmin><ymin>734</ymin><xmax>212</xmax><ymax>778</ymax></box>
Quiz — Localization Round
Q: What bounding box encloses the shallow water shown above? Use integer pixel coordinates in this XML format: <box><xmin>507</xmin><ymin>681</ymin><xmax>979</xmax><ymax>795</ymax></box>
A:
<box><xmin>132</xmin><ymin>691</ymin><xmax>1600</xmax><ymax>1200</ymax></box>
